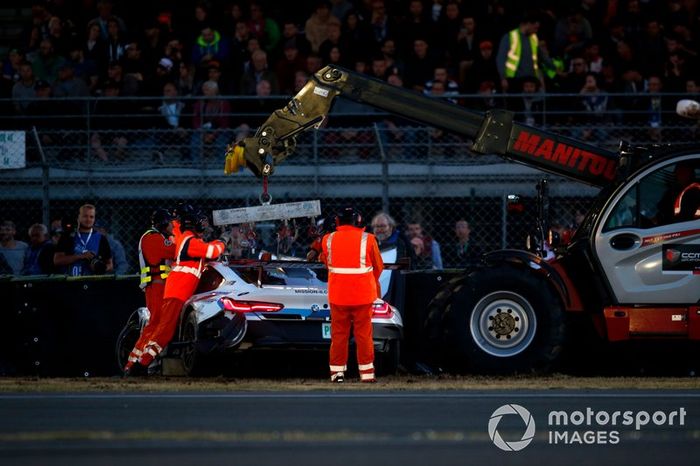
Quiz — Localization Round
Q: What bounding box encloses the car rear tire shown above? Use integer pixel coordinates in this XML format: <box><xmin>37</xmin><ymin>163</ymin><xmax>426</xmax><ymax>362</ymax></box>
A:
<box><xmin>446</xmin><ymin>266</ymin><xmax>565</xmax><ymax>374</ymax></box>
<box><xmin>180</xmin><ymin>312</ymin><xmax>219</xmax><ymax>377</ymax></box>
<box><xmin>115</xmin><ymin>315</ymin><xmax>141</xmax><ymax>373</ymax></box>
<box><xmin>376</xmin><ymin>340</ymin><xmax>400</xmax><ymax>376</ymax></box>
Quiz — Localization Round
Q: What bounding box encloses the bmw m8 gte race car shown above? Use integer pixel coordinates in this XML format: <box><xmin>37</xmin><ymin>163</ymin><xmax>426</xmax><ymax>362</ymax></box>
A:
<box><xmin>116</xmin><ymin>249</ymin><xmax>403</xmax><ymax>376</ymax></box>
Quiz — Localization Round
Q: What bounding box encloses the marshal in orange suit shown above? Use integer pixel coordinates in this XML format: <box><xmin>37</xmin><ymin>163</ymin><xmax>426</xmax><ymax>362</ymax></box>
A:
<box><xmin>320</xmin><ymin>207</ymin><xmax>383</xmax><ymax>383</ymax></box>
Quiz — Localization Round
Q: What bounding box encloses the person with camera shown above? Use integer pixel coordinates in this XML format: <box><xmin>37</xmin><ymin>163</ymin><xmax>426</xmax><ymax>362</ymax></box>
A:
<box><xmin>122</xmin><ymin>209</ymin><xmax>176</xmax><ymax>375</ymax></box>
<box><xmin>53</xmin><ymin>204</ymin><xmax>113</xmax><ymax>276</ymax></box>
<box><xmin>125</xmin><ymin>205</ymin><xmax>225</xmax><ymax>376</ymax></box>
<box><xmin>320</xmin><ymin>207</ymin><xmax>384</xmax><ymax>384</ymax></box>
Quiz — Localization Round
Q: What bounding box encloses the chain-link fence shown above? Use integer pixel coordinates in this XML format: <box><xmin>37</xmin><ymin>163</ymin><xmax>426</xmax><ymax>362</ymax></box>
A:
<box><xmin>1</xmin><ymin>92</ymin><xmax>696</xmax><ymax>273</ymax></box>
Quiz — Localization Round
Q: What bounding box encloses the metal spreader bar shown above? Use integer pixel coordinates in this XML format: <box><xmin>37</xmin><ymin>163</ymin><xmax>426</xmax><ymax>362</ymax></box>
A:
<box><xmin>213</xmin><ymin>200</ymin><xmax>322</xmax><ymax>226</ymax></box>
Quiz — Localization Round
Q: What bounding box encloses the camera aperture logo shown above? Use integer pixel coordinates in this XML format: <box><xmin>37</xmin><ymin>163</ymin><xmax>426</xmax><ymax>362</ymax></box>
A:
<box><xmin>488</xmin><ymin>404</ymin><xmax>687</xmax><ymax>451</ymax></box>
<box><xmin>488</xmin><ymin>404</ymin><xmax>536</xmax><ymax>451</ymax></box>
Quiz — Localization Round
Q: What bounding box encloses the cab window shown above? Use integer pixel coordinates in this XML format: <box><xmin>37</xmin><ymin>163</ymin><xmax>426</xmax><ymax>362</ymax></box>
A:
<box><xmin>605</xmin><ymin>187</ymin><xmax>638</xmax><ymax>230</ymax></box>
<box><xmin>603</xmin><ymin>160</ymin><xmax>700</xmax><ymax>231</ymax></box>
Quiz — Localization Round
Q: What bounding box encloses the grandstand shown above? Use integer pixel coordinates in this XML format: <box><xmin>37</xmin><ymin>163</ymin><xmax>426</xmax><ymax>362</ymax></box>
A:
<box><xmin>1</xmin><ymin>0</ymin><xmax>698</xmax><ymax>270</ymax></box>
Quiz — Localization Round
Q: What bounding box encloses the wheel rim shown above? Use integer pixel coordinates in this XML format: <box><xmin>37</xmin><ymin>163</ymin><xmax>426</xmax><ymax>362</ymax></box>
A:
<box><xmin>469</xmin><ymin>291</ymin><xmax>536</xmax><ymax>357</ymax></box>
<box><xmin>181</xmin><ymin>318</ymin><xmax>197</xmax><ymax>372</ymax></box>
<box><xmin>116</xmin><ymin>325</ymin><xmax>140</xmax><ymax>370</ymax></box>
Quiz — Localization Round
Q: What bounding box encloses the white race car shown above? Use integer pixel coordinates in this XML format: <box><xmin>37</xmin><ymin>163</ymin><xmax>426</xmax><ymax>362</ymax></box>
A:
<box><xmin>117</xmin><ymin>248</ymin><xmax>403</xmax><ymax>376</ymax></box>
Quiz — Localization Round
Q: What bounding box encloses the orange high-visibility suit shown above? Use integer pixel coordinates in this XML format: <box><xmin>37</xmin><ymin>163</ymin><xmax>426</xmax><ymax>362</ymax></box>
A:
<box><xmin>320</xmin><ymin>225</ymin><xmax>384</xmax><ymax>381</ymax></box>
<box><xmin>124</xmin><ymin>228</ymin><xmax>176</xmax><ymax>372</ymax></box>
<box><xmin>137</xmin><ymin>225</ymin><xmax>225</xmax><ymax>367</ymax></box>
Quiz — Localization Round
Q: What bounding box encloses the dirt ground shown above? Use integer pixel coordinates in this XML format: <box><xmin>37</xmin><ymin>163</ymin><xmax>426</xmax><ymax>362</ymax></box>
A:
<box><xmin>2</xmin><ymin>374</ymin><xmax>700</xmax><ymax>392</ymax></box>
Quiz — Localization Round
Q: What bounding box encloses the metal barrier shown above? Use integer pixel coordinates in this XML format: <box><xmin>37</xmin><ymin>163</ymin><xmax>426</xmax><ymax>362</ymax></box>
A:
<box><xmin>0</xmin><ymin>275</ymin><xmax>141</xmax><ymax>376</ymax></box>
<box><xmin>0</xmin><ymin>93</ymin><xmax>697</xmax><ymax>272</ymax></box>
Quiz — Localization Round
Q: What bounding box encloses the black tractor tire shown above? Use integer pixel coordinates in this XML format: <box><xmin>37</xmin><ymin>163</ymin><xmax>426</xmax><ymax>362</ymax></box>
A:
<box><xmin>421</xmin><ymin>276</ymin><xmax>470</xmax><ymax>367</ymax></box>
<box><xmin>375</xmin><ymin>340</ymin><xmax>400</xmax><ymax>376</ymax></box>
<box><xmin>115</xmin><ymin>317</ymin><xmax>142</xmax><ymax>373</ymax></box>
<box><xmin>444</xmin><ymin>266</ymin><xmax>566</xmax><ymax>374</ymax></box>
<box><xmin>180</xmin><ymin>312</ymin><xmax>220</xmax><ymax>377</ymax></box>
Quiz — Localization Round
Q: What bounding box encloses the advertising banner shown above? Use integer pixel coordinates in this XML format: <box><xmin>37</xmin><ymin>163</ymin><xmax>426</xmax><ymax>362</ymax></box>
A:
<box><xmin>0</xmin><ymin>131</ymin><xmax>25</xmax><ymax>169</ymax></box>
<box><xmin>662</xmin><ymin>244</ymin><xmax>700</xmax><ymax>274</ymax></box>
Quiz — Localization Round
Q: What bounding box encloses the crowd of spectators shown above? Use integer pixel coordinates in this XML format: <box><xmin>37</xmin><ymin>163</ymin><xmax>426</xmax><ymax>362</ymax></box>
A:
<box><xmin>1</xmin><ymin>0</ymin><xmax>699</xmax><ymax>137</ymax></box>
<box><xmin>3</xmin><ymin>0</ymin><xmax>700</xmax><ymax>273</ymax></box>
<box><xmin>0</xmin><ymin>208</ymin><xmax>128</xmax><ymax>277</ymax></box>
<box><xmin>1</xmin><ymin>210</ymin><xmax>479</xmax><ymax>275</ymax></box>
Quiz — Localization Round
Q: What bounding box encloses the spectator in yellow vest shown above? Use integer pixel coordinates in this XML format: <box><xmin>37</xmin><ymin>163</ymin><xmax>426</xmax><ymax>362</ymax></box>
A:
<box><xmin>496</xmin><ymin>13</ymin><xmax>544</xmax><ymax>93</ymax></box>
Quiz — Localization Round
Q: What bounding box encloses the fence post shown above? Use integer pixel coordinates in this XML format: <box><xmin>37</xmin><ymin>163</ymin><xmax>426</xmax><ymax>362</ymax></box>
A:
<box><xmin>31</xmin><ymin>127</ymin><xmax>50</xmax><ymax>226</ymax></box>
<box><xmin>313</xmin><ymin>130</ymin><xmax>319</xmax><ymax>195</ymax></box>
<box><xmin>542</xmin><ymin>92</ymin><xmax>547</xmax><ymax>129</ymax></box>
<box><xmin>86</xmin><ymin>98</ymin><xmax>92</xmax><ymax>168</ymax></box>
<box><xmin>427</xmin><ymin>128</ymin><xmax>435</xmax><ymax>195</ymax></box>
<box><xmin>373</xmin><ymin>123</ymin><xmax>389</xmax><ymax>213</ymax></box>
<box><xmin>426</xmin><ymin>127</ymin><xmax>432</xmax><ymax>161</ymax></box>
<box><xmin>501</xmin><ymin>193</ymin><xmax>507</xmax><ymax>249</ymax></box>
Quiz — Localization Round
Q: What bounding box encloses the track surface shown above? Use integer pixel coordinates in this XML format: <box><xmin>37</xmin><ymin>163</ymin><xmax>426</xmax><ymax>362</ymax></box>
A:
<box><xmin>1</xmin><ymin>390</ymin><xmax>699</xmax><ymax>466</ymax></box>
